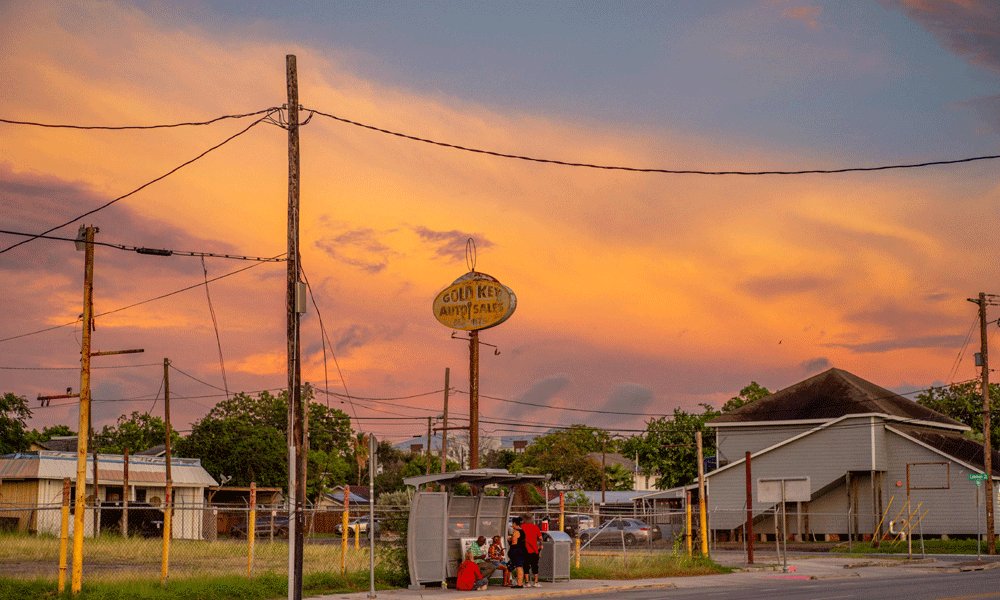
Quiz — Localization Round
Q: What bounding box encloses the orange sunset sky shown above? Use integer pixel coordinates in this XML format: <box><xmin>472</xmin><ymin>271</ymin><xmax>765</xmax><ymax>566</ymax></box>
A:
<box><xmin>1</xmin><ymin>0</ymin><xmax>998</xmax><ymax>444</ymax></box>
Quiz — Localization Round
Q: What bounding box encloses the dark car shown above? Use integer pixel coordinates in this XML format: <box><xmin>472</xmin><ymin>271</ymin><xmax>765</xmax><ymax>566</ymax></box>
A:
<box><xmin>231</xmin><ymin>514</ymin><xmax>290</xmax><ymax>538</ymax></box>
<box><xmin>578</xmin><ymin>518</ymin><xmax>660</xmax><ymax>546</ymax></box>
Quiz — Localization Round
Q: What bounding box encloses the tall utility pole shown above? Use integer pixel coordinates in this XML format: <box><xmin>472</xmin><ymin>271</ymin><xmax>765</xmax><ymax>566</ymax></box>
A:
<box><xmin>469</xmin><ymin>331</ymin><xmax>479</xmax><ymax>469</ymax></box>
<box><xmin>972</xmin><ymin>292</ymin><xmax>995</xmax><ymax>555</ymax></box>
<box><xmin>286</xmin><ymin>53</ymin><xmax>305</xmax><ymax>600</ymax></box>
<box><xmin>71</xmin><ymin>225</ymin><xmax>95</xmax><ymax>594</ymax></box>
<box><xmin>440</xmin><ymin>368</ymin><xmax>449</xmax><ymax>473</ymax></box>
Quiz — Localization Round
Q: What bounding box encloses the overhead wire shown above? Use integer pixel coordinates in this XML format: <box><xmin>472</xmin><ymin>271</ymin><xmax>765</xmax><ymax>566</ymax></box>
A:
<box><xmin>0</xmin><ymin>252</ymin><xmax>284</xmax><ymax>343</ymax></box>
<box><xmin>0</xmin><ymin>108</ymin><xmax>280</xmax><ymax>255</ymax></box>
<box><xmin>0</xmin><ymin>229</ymin><xmax>284</xmax><ymax>262</ymax></box>
<box><xmin>306</xmin><ymin>107</ymin><xmax>1000</xmax><ymax>176</ymax></box>
<box><xmin>0</xmin><ymin>108</ymin><xmax>279</xmax><ymax>130</ymax></box>
<box><xmin>200</xmin><ymin>257</ymin><xmax>230</xmax><ymax>400</ymax></box>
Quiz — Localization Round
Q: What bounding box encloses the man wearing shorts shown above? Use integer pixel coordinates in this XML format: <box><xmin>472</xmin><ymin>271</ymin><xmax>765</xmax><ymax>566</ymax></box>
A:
<box><xmin>520</xmin><ymin>515</ymin><xmax>543</xmax><ymax>587</ymax></box>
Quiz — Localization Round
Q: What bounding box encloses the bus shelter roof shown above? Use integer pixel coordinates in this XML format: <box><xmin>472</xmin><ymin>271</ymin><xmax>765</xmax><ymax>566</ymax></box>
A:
<box><xmin>403</xmin><ymin>468</ymin><xmax>549</xmax><ymax>489</ymax></box>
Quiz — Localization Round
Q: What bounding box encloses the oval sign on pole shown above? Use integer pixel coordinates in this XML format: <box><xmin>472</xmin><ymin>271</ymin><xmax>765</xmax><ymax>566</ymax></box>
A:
<box><xmin>433</xmin><ymin>272</ymin><xmax>516</xmax><ymax>331</ymax></box>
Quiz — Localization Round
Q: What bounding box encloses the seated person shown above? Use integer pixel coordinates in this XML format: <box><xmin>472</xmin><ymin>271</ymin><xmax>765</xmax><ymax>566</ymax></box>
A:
<box><xmin>488</xmin><ymin>535</ymin><xmax>511</xmax><ymax>586</ymax></box>
<box><xmin>469</xmin><ymin>535</ymin><xmax>496</xmax><ymax>579</ymax></box>
<box><xmin>456</xmin><ymin>550</ymin><xmax>489</xmax><ymax>591</ymax></box>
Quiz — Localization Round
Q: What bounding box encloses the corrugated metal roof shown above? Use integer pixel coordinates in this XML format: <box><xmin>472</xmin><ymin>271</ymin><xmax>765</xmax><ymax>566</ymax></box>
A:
<box><xmin>0</xmin><ymin>451</ymin><xmax>217</xmax><ymax>487</ymax></box>
<box><xmin>709</xmin><ymin>368</ymin><xmax>964</xmax><ymax>427</ymax></box>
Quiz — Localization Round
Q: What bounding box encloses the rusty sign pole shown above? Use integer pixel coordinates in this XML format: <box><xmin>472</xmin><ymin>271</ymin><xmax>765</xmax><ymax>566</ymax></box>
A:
<box><xmin>122</xmin><ymin>448</ymin><xmax>129</xmax><ymax>538</ymax></box>
<box><xmin>440</xmin><ymin>368</ymin><xmax>449</xmax><ymax>473</ymax></box>
<box><xmin>469</xmin><ymin>330</ymin><xmax>480</xmax><ymax>469</ymax></box>
<box><xmin>71</xmin><ymin>225</ymin><xmax>95</xmax><ymax>595</ymax></box>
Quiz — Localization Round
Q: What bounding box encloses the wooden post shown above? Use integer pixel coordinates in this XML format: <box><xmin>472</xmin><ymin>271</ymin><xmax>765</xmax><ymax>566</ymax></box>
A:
<box><xmin>92</xmin><ymin>443</ymin><xmax>99</xmax><ymax>536</ymax></box>
<box><xmin>341</xmin><ymin>484</ymin><xmax>350</xmax><ymax>574</ymax></box>
<box><xmin>685</xmin><ymin>490</ymin><xmax>692</xmax><ymax>557</ymax></box>
<box><xmin>162</xmin><ymin>358</ymin><xmax>172</xmax><ymax>586</ymax></box>
<box><xmin>248</xmin><ymin>482</ymin><xmax>256</xmax><ymax>578</ymax></box>
<box><xmin>696</xmin><ymin>431</ymin><xmax>708</xmax><ymax>555</ymax></box>
<box><xmin>58</xmin><ymin>478</ymin><xmax>70</xmax><ymax>592</ymax></box>
<box><xmin>745</xmin><ymin>451</ymin><xmax>753</xmax><ymax>564</ymax></box>
<box><xmin>122</xmin><ymin>448</ymin><xmax>129</xmax><ymax>538</ymax></box>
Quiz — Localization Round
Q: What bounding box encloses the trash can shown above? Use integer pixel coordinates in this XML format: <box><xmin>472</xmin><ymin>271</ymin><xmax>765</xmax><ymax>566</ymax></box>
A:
<box><xmin>538</xmin><ymin>530</ymin><xmax>571</xmax><ymax>582</ymax></box>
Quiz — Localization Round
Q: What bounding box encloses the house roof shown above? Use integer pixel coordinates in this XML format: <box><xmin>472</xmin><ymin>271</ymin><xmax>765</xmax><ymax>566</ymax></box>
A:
<box><xmin>34</xmin><ymin>436</ymin><xmax>78</xmax><ymax>452</ymax></box>
<box><xmin>890</xmin><ymin>425</ymin><xmax>1000</xmax><ymax>477</ymax></box>
<box><xmin>708</xmin><ymin>368</ymin><xmax>964</xmax><ymax>428</ymax></box>
<box><xmin>0</xmin><ymin>451</ymin><xmax>218</xmax><ymax>487</ymax></box>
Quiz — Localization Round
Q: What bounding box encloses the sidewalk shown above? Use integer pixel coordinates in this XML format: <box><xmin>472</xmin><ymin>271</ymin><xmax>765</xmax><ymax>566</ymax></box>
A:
<box><xmin>314</xmin><ymin>551</ymin><xmax>941</xmax><ymax>600</ymax></box>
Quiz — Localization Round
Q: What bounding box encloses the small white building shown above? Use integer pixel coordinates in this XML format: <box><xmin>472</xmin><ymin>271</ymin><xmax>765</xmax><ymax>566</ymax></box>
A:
<box><xmin>0</xmin><ymin>450</ymin><xmax>218</xmax><ymax>539</ymax></box>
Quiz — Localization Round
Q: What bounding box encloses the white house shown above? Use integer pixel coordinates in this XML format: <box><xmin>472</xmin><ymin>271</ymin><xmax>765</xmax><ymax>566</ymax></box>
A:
<box><xmin>0</xmin><ymin>450</ymin><xmax>218</xmax><ymax>539</ymax></box>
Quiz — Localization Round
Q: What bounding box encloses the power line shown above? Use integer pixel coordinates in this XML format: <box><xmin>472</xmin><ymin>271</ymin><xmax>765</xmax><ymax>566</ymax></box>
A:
<box><xmin>0</xmin><ymin>253</ymin><xmax>283</xmax><ymax>343</ymax></box>
<box><xmin>0</xmin><ymin>109</ymin><xmax>280</xmax><ymax>255</ymax></box>
<box><xmin>306</xmin><ymin>107</ymin><xmax>1000</xmax><ymax>176</ymax></box>
<box><xmin>0</xmin><ymin>363</ymin><xmax>161</xmax><ymax>370</ymax></box>
<box><xmin>0</xmin><ymin>108</ymin><xmax>279</xmax><ymax>131</ymax></box>
<box><xmin>0</xmin><ymin>229</ymin><xmax>285</xmax><ymax>262</ymax></box>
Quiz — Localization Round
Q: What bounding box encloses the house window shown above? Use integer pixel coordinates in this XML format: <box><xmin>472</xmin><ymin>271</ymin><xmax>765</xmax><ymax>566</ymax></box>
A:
<box><xmin>135</xmin><ymin>489</ymin><xmax>147</xmax><ymax>503</ymax></box>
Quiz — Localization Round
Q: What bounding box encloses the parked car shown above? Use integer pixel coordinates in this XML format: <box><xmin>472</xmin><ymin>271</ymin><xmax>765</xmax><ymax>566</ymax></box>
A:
<box><xmin>528</xmin><ymin>512</ymin><xmax>595</xmax><ymax>538</ymax></box>
<box><xmin>560</xmin><ymin>514</ymin><xmax>595</xmax><ymax>538</ymax></box>
<box><xmin>577</xmin><ymin>518</ymin><xmax>659</xmax><ymax>546</ymax></box>
<box><xmin>231</xmin><ymin>514</ymin><xmax>290</xmax><ymax>538</ymax></box>
<box><xmin>335</xmin><ymin>518</ymin><xmax>379</xmax><ymax>538</ymax></box>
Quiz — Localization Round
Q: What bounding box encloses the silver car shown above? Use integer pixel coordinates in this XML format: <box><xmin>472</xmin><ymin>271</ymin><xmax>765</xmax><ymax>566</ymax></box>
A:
<box><xmin>577</xmin><ymin>518</ymin><xmax>659</xmax><ymax>546</ymax></box>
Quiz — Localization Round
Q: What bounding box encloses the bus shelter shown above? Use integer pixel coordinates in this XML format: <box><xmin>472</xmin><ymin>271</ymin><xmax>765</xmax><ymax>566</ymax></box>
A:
<box><xmin>403</xmin><ymin>469</ymin><xmax>550</xmax><ymax>589</ymax></box>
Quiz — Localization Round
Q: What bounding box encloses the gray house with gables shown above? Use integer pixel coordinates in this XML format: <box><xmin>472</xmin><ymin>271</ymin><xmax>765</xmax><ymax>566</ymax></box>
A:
<box><xmin>705</xmin><ymin>368</ymin><xmax>998</xmax><ymax>541</ymax></box>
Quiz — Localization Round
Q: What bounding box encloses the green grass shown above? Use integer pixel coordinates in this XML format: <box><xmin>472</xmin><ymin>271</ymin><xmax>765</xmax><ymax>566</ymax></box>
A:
<box><xmin>0</xmin><ymin>570</ymin><xmax>397</xmax><ymax>600</ymax></box>
<box><xmin>570</xmin><ymin>551</ymin><xmax>728</xmax><ymax>579</ymax></box>
<box><xmin>847</xmin><ymin>537</ymin><xmax>990</xmax><ymax>555</ymax></box>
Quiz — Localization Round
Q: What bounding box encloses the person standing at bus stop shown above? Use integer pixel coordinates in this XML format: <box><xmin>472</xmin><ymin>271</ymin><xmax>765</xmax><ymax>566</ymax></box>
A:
<box><xmin>519</xmin><ymin>516</ymin><xmax>543</xmax><ymax>587</ymax></box>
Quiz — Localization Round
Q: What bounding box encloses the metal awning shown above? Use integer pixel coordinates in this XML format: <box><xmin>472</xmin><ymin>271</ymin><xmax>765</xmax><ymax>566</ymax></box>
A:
<box><xmin>403</xmin><ymin>468</ymin><xmax>550</xmax><ymax>489</ymax></box>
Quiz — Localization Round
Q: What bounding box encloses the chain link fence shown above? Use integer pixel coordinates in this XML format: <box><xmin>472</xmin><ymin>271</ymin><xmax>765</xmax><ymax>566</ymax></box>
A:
<box><xmin>0</xmin><ymin>501</ymin><xmax>408</xmax><ymax>585</ymax></box>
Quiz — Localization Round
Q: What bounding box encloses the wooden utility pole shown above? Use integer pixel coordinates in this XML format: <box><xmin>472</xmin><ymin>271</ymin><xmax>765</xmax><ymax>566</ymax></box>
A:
<box><xmin>695</xmin><ymin>431</ymin><xmax>708</xmax><ymax>556</ymax></box>
<box><xmin>973</xmin><ymin>292</ymin><xmax>995</xmax><ymax>555</ymax></box>
<box><xmin>162</xmin><ymin>358</ymin><xmax>172</xmax><ymax>586</ymax></box>
<box><xmin>286</xmin><ymin>53</ymin><xmax>305</xmax><ymax>600</ymax></box>
<box><xmin>71</xmin><ymin>225</ymin><xmax>95</xmax><ymax>595</ymax></box>
<box><xmin>440</xmin><ymin>368</ymin><xmax>449</xmax><ymax>473</ymax></box>
<box><xmin>469</xmin><ymin>332</ymin><xmax>480</xmax><ymax>469</ymax></box>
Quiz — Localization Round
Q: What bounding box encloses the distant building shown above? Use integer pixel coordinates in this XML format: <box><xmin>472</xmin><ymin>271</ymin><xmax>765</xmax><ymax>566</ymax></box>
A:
<box><xmin>703</xmin><ymin>367</ymin><xmax>998</xmax><ymax>541</ymax></box>
<box><xmin>0</xmin><ymin>450</ymin><xmax>217</xmax><ymax>539</ymax></box>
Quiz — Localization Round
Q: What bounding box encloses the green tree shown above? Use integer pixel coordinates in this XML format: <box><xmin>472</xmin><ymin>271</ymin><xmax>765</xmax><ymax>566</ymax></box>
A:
<box><xmin>94</xmin><ymin>411</ymin><xmax>179</xmax><ymax>454</ymax></box>
<box><xmin>177</xmin><ymin>390</ymin><xmax>353</xmax><ymax>495</ymax></box>
<box><xmin>510</xmin><ymin>425</ymin><xmax>612</xmax><ymax>489</ymax></box>
<box><xmin>0</xmin><ymin>393</ymin><xmax>31</xmax><ymax>454</ymax></box>
<box><xmin>25</xmin><ymin>424</ymin><xmax>75</xmax><ymax>447</ymax></box>
<box><xmin>917</xmin><ymin>381</ymin><xmax>1000</xmax><ymax>448</ymax></box>
<box><xmin>621</xmin><ymin>404</ymin><xmax>719</xmax><ymax>490</ymax></box>
<box><xmin>722</xmin><ymin>381</ymin><xmax>771</xmax><ymax>413</ymax></box>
